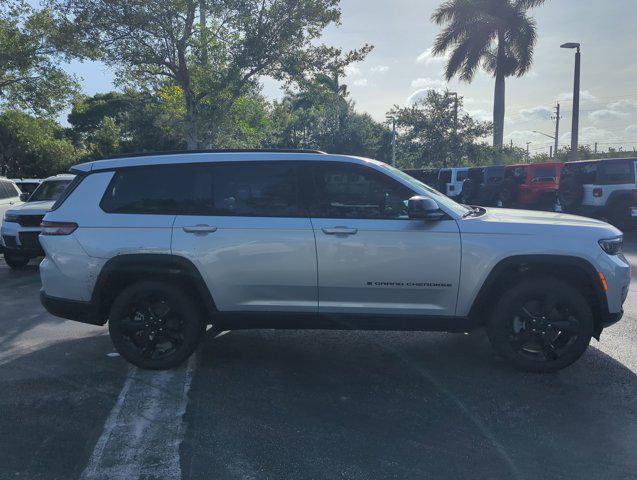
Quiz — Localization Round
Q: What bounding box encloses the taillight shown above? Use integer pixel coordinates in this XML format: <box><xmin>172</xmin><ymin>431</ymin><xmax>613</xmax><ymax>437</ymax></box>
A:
<box><xmin>593</xmin><ymin>187</ymin><xmax>603</xmax><ymax>198</ymax></box>
<box><xmin>40</xmin><ymin>221</ymin><xmax>78</xmax><ymax>236</ymax></box>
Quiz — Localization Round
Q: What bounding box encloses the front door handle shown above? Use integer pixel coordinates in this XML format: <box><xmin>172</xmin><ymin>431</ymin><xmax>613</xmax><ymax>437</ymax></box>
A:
<box><xmin>321</xmin><ymin>226</ymin><xmax>358</xmax><ymax>235</ymax></box>
<box><xmin>182</xmin><ymin>225</ymin><xmax>218</xmax><ymax>234</ymax></box>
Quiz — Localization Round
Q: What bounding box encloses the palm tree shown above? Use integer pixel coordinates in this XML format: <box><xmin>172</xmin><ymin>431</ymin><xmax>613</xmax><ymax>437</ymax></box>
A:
<box><xmin>431</xmin><ymin>0</ymin><xmax>546</xmax><ymax>147</ymax></box>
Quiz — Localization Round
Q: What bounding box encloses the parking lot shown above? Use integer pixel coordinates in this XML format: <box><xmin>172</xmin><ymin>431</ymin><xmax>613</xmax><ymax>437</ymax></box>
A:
<box><xmin>0</xmin><ymin>240</ymin><xmax>635</xmax><ymax>480</ymax></box>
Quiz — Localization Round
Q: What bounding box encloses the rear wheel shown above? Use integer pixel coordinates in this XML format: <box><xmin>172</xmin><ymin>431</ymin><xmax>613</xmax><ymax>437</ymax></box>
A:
<box><xmin>4</xmin><ymin>252</ymin><xmax>30</xmax><ymax>269</ymax></box>
<box><xmin>499</xmin><ymin>178</ymin><xmax>519</xmax><ymax>207</ymax></box>
<box><xmin>606</xmin><ymin>197</ymin><xmax>633</xmax><ymax>231</ymax></box>
<box><xmin>558</xmin><ymin>177</ymin><xmax>584</xmax><ymax>213</ymax></box>
<box><xmin>108</xmin><ymin>281</ymin><xmax>206</xmax><ymax>370</ymax></box>
<box><xmin>486</xmin><ymin>277</ymin><xmax>593</xmax><ymax>373</ymax></box>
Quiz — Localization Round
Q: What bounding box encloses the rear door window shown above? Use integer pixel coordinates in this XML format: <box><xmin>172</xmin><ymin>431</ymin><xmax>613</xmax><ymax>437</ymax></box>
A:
<box><xmin>532</xmin><ymin>165</ymin><xmax>557</xmax><ymax>182</ymax></box>
<box><xmin>0</xmin><ymin>181</ymin><xmax>9</xmax><ymax>199</ymax></box>
<box><xmin>455</xmin><ymin>170</ymin><xmax>468</xmax><ymax>182</ymax></box>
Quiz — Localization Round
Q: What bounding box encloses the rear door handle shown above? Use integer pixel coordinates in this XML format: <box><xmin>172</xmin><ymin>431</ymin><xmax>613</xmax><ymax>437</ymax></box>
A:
<box><xmin>321</xmin><ymin>226</ymin><xmax>358</xmax><ymax>235</ymax></box>
<box><xmin>182</xmin><ymin>225</ymin><xmax>218</xmax><ymax>234</ymax></box>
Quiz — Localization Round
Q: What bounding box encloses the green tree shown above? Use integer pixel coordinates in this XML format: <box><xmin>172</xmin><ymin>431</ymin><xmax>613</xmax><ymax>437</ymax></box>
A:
<box><xmin>387</xmin><ymin>90</ymin><xmax>492</xmax><ymax>168</ymax></box>
<box><xmin>0</xmin><ymin>0</ymin><xmax>81</xmax><ymax>115</ymax></box>
<box><xmin>68</xmin><ymin>90</ymin><xmax>186</xmax><ymax>156</ymax></box>
<box><xmin>61</xmin><ymin>0</ymin><xmax>371</xmax><ymax>149</ymax></box>
<box><xmin>430</xmin><ymin>0</ymin><xmax>546</xmax><ymax>147</ymax></box>
<box><xmin>269</xmin><ymin>73</ymin><xmax>391</xmax><ymax>160</ymax></box>
<box><xmin>0</xmin><ymin>110</ymin><xmax>80</xmax><ymax>177</ymax></box>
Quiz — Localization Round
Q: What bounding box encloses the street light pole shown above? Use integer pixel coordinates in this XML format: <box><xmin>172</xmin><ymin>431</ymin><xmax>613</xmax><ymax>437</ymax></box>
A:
<box><xmin>561</xmin><ymin>42</ymin><xmax>581</xmax><ymax>160</ymax></box>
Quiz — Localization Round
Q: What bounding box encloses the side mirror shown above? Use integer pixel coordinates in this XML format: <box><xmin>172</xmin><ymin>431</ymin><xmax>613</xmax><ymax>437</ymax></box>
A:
<box><xmin>19</xmin><ymin>193</ymin><xmax>30</xmax><ymax>202</ymax></box>
<box><xmin>408</xmin><ymin>196</ymin><xmax>445</xmax><ymax>221</ymax></box>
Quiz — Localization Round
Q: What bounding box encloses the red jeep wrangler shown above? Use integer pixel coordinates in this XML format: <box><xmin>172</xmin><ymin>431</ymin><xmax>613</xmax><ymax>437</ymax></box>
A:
<box><xmin>499</xmin><ymin>162</ymin><xmax>563</xmax><ymax>210</ymax></box>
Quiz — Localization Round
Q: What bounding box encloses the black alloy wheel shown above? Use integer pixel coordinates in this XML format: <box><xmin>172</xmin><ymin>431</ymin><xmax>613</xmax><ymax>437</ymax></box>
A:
<box><xmin>487</xmin><ymin>277</ymin><xmax>594</xmax><ymax>372</ymax></box>
<box><xmin>109</xmin><ymin>281</ymin><xmax>205</xmax><ymax>369</ymax></box>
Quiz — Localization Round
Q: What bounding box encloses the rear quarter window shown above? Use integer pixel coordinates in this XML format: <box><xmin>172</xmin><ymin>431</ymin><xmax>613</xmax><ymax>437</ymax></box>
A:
<box><xmin>598</xmin><ymin>160</ymin><xmax>635</xmax><ymax>185</ymax></box>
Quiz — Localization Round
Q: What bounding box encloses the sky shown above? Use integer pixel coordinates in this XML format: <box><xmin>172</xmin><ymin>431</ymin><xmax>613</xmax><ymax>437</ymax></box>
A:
<box><xmin>58</xmin><ymin>0</ymin><xmax>637</xmax><ymax>155</ymax></box>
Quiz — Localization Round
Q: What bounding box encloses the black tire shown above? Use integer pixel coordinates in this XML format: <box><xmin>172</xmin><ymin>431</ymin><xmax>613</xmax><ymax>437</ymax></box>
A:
<box><xmin>486</xmin><ymin>277</ymin><xmax>593</xmax><ymax>373</ymax></box>
<box><xmin>606</xmin><ymin>197</ymin><xmax>633</xmax><ymax>231</ymax></box>
<box><xmin>108</xmin><ymin>281</ymin><xmax>206</xmax><ymax>370</ymax></box>
<box><xmin>499</xmin><ymin>178</ymin><xmax>519</xmax><ymax>207</ymax></box>
<box><xmin>4</xmin><ymin>252</ymin><xmax>30</xmax><ymax>269</ymax></box>
<box><xmin>558</xmin><ymin>177</ymin><xmax>584</xmax><ymax>213</ymax></box>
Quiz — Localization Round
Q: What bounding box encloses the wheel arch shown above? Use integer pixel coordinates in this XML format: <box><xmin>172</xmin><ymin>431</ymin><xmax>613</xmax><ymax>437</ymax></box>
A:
<box><xmin>468</xmin><ymin>254</ymin><xmax>608</xmax><ymax>338</ymax></box>
<box><xmin>92</xmin><ymin>253</ymin><xmax>216</xmax><ymax>324</ymax></box>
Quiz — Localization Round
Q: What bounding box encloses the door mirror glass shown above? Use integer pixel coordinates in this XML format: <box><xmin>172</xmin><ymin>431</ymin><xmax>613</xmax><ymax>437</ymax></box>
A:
<box><xmin>408</xmin><ymin>196</ymin><xmax>444</xmax><ymax>220</ymax></box>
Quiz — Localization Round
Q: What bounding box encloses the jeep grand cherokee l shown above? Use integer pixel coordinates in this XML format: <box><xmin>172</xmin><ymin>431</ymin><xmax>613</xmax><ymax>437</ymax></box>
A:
<box><xmin>39</xmin><ymin>150</ymin><xmax>630</xmax><ymax>372</ymax></box>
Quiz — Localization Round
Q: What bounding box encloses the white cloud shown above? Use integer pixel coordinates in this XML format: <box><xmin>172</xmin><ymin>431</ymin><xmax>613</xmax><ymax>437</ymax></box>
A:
<box><xmin>406</xmin><ymin>89</ymin><xmax>430</xmax><ymax>105</ymax></box>
<box><xmin>589</xmin><ymin>109</ymin><xmax>629</xmax><ymax>123</ymax></box>
<box><xmin>353</xmin><ymin>78</ymin><xmax>368</xmax><ymax>87</ymax></box>
<box><xmin>410</xmin><ymin>77</ymin><xmax>447</xmax><ymax>89</ymax></box>
<box><xmin>609</xmin><ymin>99</ymin><xmax>637</xmax><ymax>110</ymax></box>
<box><xmin>416</xmin><ymin>47</ymin><xmax>447</xmax><ymax>66</ymax></box>
<box><xmin>624</xmin><ymin>124</ymin><xmax>637</xmax><ymax>135</ymax></box>
<box><xmin>344</xmin><ymin>64</ymin><xmax>361</xmax><ymax>77</ymax></box>
<box><xmin>558</xmin><ymin>90</ymin><xmax>597</xmax><ymax>102</ymax></box>
<box><xmin>370</xmin><ymin>65</ymin><xmax>389</xmax><ymax>74</ymax></box>
<box><xmin>464</xmin><ymin>109</ymin><xmax>491</xmax><ymax>122</ymax></box>
<box><xmin>518</xmin><ymin>105</ymin><xmax>553</xmax><ymax>121</ymax></box>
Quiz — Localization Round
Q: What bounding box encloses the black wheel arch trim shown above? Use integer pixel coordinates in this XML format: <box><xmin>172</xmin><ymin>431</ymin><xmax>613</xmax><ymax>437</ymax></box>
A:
<box><xmin>92</xmin><ymin>253</ymin><xmax>217</xmax><ymax>323</ymax></box>
<box><xmin>468</xmin><ymin>254</ymin><xmax>612</xmax><ymax>336</ymax></box>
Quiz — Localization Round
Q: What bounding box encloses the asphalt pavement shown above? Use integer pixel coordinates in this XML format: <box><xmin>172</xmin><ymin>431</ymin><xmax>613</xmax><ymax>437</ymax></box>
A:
<box><xmin>0</xmin><ymin>238</ymin><xmax>635</xmax><ymax>480</ymax></box>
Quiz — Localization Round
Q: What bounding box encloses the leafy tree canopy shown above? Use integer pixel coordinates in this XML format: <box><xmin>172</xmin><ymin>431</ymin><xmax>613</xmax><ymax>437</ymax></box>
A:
<box><xmin>0</xmin><ymin>0</ymin><xmax>83</xmax><ymax>115</ymax></box>
<box><xmin>388</xmin><ymin>89</ymin><xmax>492</xmax><ymax>168</ymax></box>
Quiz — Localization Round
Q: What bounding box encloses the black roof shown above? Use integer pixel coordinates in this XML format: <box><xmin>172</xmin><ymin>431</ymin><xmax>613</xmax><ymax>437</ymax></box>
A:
<box><xmin>565</xmin><ymin>157</ymin><xmax>637</xmax><ymax>164</ymax></box>
<box><xmin>104</xmin><ymin>148</ymin><xmax>327</xmax><ymax>160</ymax></box>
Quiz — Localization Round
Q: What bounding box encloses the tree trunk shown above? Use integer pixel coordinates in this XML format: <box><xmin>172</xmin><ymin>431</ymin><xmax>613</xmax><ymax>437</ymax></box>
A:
<box><xmin>184</xmin><ymin>90</ymin><xmax>199</xmax><ymax>150</ymax></box>
<box><xmin>492</xmin><ymin>30</ymin><xmax>506</xmax><ymax>147</ymax></box>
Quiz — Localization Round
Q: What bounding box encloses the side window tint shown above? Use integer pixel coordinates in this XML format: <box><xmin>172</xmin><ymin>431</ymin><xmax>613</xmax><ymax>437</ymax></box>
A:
<box><xmin>456</xmin><ymin>170</ymin><xmax>468</xmax><ymax>182</ymax></box>
<box><xmin>101</xmin><ymin>162</ymin><xmax>302</xmax><ymax>217</ymax></box>
<box><xmin>101</xmin><ymin>165</ymin><xmax>212</xmax><ymax>215</ymax></box>
<box><xmin>310</xmin><ymin>163</ymin><xmax>413</xmax><ymax>219</ymax></box>
<box><xmin>211</xmin><ymin>164</ymin><xmax>301</xmax><ymax>217</ymax></box>
<box><xmin>0</xmin><ymin>181</ymin><xmax>9</xmax><ymax>199</ymax></box>
<box><xmin>599</xmin><ymin>161</ymin><xmax>635</xmax><ymax>185</ymax></box>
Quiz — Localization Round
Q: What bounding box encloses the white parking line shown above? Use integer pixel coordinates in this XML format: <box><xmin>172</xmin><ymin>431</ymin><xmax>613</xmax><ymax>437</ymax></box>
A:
<box><xmin>80</xmin><ymin>355</ymin><xmax>197</xmax><ymax>480</ymax></box>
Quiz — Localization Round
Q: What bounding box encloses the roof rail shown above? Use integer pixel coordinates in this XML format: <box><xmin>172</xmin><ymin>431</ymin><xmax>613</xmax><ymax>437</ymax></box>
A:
<box><xmin>103</xmin><ymin>148</ymin><xmax>327</xmax><ymax>160</ymax></box>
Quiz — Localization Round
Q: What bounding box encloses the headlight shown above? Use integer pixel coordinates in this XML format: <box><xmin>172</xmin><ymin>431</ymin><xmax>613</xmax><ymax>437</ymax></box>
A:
<box><xmin>3</xmin><ymin>213</ymin><xmax>19</xmax><ymax>223</ymax></box>
<box><xmin>599</xmin><ymin>236</ymin><xmax>623</xmax><ymax>255</ymax></box>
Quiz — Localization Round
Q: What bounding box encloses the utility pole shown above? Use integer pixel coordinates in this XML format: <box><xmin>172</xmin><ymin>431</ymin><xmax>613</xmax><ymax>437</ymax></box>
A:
<box><xmin>552</xmin><ymin>102</ymin><xmax>560</xmax><ymax>157</ymax></box>
<box><xmin>510</xmin><ymin>139</ymin><xmax>513</xmax><ymax>149</ymax></box>
<box><xmin>594</xmin><ymin>142</ymin><xmax>598</xmax><ymax>154</ymax></box>
<box><xmin>561</xmin><ymin>42</ymin><xmax>581</xmax><ymax>160</ymax></box>
<box><xmin>550</xmin><ymin>145</ymin><xmax>553</xmax><ymax>158</ymax></box>
<box><xmin>526</xmin><ymin>142</ymin><xmax>531</xmax><ymax>160</ymax></box>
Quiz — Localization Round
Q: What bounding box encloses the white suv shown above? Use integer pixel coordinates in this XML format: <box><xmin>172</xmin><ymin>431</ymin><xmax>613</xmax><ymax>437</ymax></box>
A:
<box><xmin>39</xmin><ymin>151</ymin><xmax>629</xmax><ymax>372</ymax></box>
<box><xmin>2</xmin><ymin>174</ymin><xmax>75</xmax><ymax>268</ymax></box>
<box><xmin>437</xmin><ymin>167</ymin><xmax>468</xmax><ymax>198</ymax></box>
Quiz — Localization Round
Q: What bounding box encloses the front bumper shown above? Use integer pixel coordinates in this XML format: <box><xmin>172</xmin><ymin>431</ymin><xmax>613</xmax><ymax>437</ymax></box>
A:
<box><xmin>40</xmin><ymin>290</ymin><xmax>105</xmax><ymax>326</ymax></box>
<box><xmin>1</xmin><ymin>222</ymin><xmax>44</xmax><ymax>257</ymax></box>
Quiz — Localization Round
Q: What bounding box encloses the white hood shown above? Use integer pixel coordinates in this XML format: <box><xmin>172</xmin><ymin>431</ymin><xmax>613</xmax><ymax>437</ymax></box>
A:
<box><xmin>460</xmin><ymin>207</ymin><xmax>621</xmax><ymax>237</ymax></box>
<box><xmin>6</xmin><ymin>200</ymin><xmax>55</xmax><ymax>216</ymax></box>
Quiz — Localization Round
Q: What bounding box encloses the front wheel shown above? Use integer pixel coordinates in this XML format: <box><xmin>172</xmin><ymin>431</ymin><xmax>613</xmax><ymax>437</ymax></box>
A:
<box><xmin>108</xmin><ymin>281</ymin><xmax>206</xmax><ymax>370</ymax></box>
<box><xmin>4</xmin><ymin>252</ymin><xmax>30</xmax><ymax>269</ymax></box>
<box><xmin>487</xmin><ymin>277</ymin><xmax>593</xmax><ymax>373</ymax></box>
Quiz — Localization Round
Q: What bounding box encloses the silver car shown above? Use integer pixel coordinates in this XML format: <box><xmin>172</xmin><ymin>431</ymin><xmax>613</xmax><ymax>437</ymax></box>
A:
<box><xmin>38</xmin><ymin>150</ymin><xmax>630</xmax><ymax>372</ymax></box>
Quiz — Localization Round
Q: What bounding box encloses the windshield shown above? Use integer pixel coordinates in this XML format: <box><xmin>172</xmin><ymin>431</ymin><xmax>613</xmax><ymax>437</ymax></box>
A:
<box><xmin>28</xmin><ymin>179</ymin><xmax>72</xmax><ymax>202</ymax></box>
<box><xmin>380</xmin><ymin>163</ymin><xmax>471</xmax><ymax>216</ymax></box>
